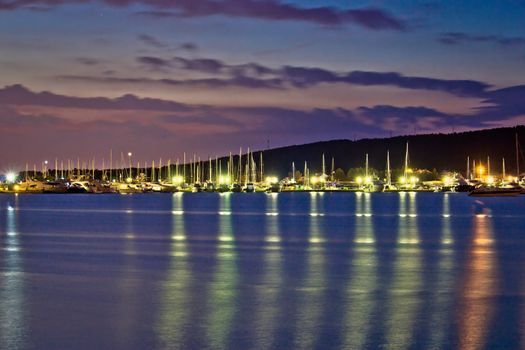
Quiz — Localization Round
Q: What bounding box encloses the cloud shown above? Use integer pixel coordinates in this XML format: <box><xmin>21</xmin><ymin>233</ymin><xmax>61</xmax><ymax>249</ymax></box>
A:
<box><xmin>357</xmin><ymin>105</ymin><xmax>455</xmax><ymax>131</ymax></box>
<box><xmin>74</xmin><ymin>57</ymin><xmax>103</xmax><ymax>66</ymax></box>
<box><xmin>180</xmin><ymin>42</ymin><xmax>198</xmax><ymax>52</ymax></box>
<box><xmin>3</xmin><ymin>82</ymin><xmax>525</xmax><ymax>169</ymax></box>
<box><xmin>124</xmin><ymin>55</ymin><xmax>493</xmax><ymax>97</ymax></box>
<box><xmin>137</xmin><ymin>34</ymin><xmax>167</xmax><ymax>48</ymax></box>
<box><xmin>438</xmin><ymin>32</ymin><xmax>525</xmax><ymax>47</ymax></box>
<box><xmin>475</xmin><ymin>85</ymin><xmax>525</xmax><ymax>123</ymax></box>
<box><xmin>0</xmin><ymin>84</ymin><xmax>190</xmax><ymax>111</ymax></box>
<box><xmin>343</xmin><ymin>71</ymin><xmax>490</xmax><ymax>97</ymax></box>
<box><xmin>0</xmin><ymin>0</ymin><xmax>406</xmax><ymax>30</ymax></box>
<box><xmin>137</xmin><ymin>56</ymin><xmax>172</xmax><ymax>71</ymax></box>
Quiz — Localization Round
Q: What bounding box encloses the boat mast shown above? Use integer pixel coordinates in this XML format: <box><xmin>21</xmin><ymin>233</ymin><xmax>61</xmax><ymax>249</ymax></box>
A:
<box><xmin>238</xmin><ymin>147</ymin><xmax>242</xmax><ymax>184</ymax></box>
<box><xmin>304</xmin><ymin>161</ymin><xmax>308</xmax><ymax>187</ymax></box>
<box><xmin>260</xmin><ymin>152</ymin><xmax>263</xmax><ymax>183</ymax></box>
<box><xmin>404</xmin><ymin>142</ymin><xmax>409</xmax><ymax>180</ymax></box>
<box><xmin>159</xmin><ymin>158</ymin><xmax>163</xmax><ymax>182</ymax></box>
<box><xmin>467</xmin><ymin>156</ymin><xmax>470</xmax><ymax>180</ymax></box>
<box><xmin>152</xmin><ymin>160</ymin><xmax>155</xmax><ymax>182</ymax></box>
<box><xmin>516</xmin><ymin>131</ymin><xmax>520</xmax><ymax>176</ymax></box>
<box><xmin>322</xmin><ymin>153</ymin><xmax>326</xmax><ymax>180</ymax></box>
<box><xmin>209</xmin><ymin>156</ymin><xmax>212</xmax><ymax>182</ymax></box>
<box><xmin>251</xmin><ymin>152</ymin><xmax>256</xmax><ymax>183</ymax></box>
<box><xmin>365</xmin><ymin>153</ymin><xmax>369</xmax><ymax>179</ymax></box>
<box><xmin>386</xmin><ymin>150</ymin><xmax>391</xmax><ymax>187</ymax></box>
<box><xmin>183</xmin><ymin>153</ymin><xmax>186</xmax><ymax>183</ymax></box>
<box><xmin>331</xmin><ymin>157</ymin><xmax>335</xmax><ymax>182</ymax></box>
<box><xmin>109</xmin><ymin>149</ymin><xmax>112</xmax><ymax>182</ymax></box>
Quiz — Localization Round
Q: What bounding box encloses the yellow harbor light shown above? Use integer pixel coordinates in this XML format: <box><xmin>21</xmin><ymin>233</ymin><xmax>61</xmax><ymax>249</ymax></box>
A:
<box><xmin>219</xmin><ymin>175</ymin><xmax>231</xmax><ymax>185</ymax></box>
<box><xmin>172</xmin><ymin>176</ymin><xmax>184</xmax><ymax>185</ymax></box>
<box><xmin>477</xmin><ymin>165</ymin><xmax>485</xmax><ymax>176</ymax></box>
<box><xmin>265</xmin><ymin>176</ymin><xmax>278</xmax><ymax>184</ymax></box>
<box><xmin>355</xmin><ymin>176</ymin><xmax>363</xmax><ymax>184</ymax></box>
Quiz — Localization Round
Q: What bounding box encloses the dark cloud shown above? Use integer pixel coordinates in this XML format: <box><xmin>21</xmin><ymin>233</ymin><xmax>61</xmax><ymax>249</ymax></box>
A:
<box><xmin>357</xmin><ymin>105</ymin><xmax>455</xmax><ymax>130</ymax></box>
<box><xmin>172</xmin><ymin>56</ymin><xmax>225</xmax><ymax>74</ymax></box>
<box><xmin>137</xmin><ymin>34</ymin><xmax>167</xmax><ymax>48</ymax></box>
<box><xmin>137</xmin><ymin>56</ymin><xmax>172</xmax><ymax>71</ymax></box>
<box><xmin>0</xmin><ymin>84</ymin><xmax>190</xmax><ymax>111</ymax></box>
<box><xmin>0</xmin><ymin>0</ymin><xmax>406</xmax><ymax>30</ymax></box>
<box><xmin>75</xmin><ymin>57</ymin><xmax>103</xmax><ymax>66</ymax></box>
<box><xmin>59</xmin><ymin>74</ymin><xmax>285</xmax><ymax>89</ymax></box>
<box><xmin>343</xmin><ymin>71</ymin><xmax>490</xmax><ymax>97</ymax></box>
<box><xmin>475</xmin><ymin>85</ymin><xmax>525</xmax><ymax>122</ymax></box>
<box><xmin>131</xmin><ymin>55</ymin><xmax>490</xmax><ymax>96</ymax></box>
<box><xmin>180</xmin><ymin>42</ymin><xmax>198</xmax><ymax>52</ymax></box>
<box><xmin>438</xmin><ymin>32</ymin><xmax>525</xmax><ymax>47</ymax></box>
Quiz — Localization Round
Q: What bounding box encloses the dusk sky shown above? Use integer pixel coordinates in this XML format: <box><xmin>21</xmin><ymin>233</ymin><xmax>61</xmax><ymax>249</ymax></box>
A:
<box><xmin>1</xmin><ymin>0</ymin><xmax>524</xmax><ymax>170</ymax></box>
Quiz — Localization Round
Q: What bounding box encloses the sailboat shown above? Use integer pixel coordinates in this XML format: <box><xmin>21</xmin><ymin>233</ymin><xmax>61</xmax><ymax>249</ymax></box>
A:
<box><xmin>382</xmin><ymin>150</ymin><xmax>397</xmax><ymax>192</ymax></box>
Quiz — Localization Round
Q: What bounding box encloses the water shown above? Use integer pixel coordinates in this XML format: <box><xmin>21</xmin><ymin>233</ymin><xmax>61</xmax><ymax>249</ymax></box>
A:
<box><xmin>0</xmin><ymin>192</ymin><xmax>524</xmax><ymax>350</ymax></box>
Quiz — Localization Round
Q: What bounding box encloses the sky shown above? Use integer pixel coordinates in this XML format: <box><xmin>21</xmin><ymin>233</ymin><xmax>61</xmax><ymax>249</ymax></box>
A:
<box><xmin>0</xmin><ymin>0</ymin><xmax>524</xmax><ymax>170</ymax></box>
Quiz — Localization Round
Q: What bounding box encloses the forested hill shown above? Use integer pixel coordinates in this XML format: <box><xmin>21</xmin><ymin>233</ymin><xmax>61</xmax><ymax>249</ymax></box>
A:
<box><xmin>251</xmin><ymin>125</ymin><xmax>525</xmax><ymax>178</ymax></box>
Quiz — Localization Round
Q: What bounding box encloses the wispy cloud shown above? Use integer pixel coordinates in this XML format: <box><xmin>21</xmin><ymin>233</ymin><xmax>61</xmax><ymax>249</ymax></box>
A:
<box><xmin>438</xmin><ymin>32</ymin><xmax>525</xmax><ymax>47</ymax></box>
<box><xmin>99</xmin><ymin>55</ymin><xmax>492</xmax><ymax>97</ymax></box>
<box><xmin>0</xmin><ymin>0</ymin><xmax>406</xmax><ymax>30</ymax></box>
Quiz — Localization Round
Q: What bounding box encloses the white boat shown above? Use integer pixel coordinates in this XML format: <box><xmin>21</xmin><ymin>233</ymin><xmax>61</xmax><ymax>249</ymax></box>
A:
<box><xmin>469</xmin><ymin>186</ymin><xmax>522</xmax><ymax>197</ymax></box>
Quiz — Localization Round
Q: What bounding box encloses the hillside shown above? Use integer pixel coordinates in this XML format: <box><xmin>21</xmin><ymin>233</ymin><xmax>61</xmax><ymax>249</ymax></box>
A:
<box><xmin>247</xmin><ymin>125</ymin><xmax>525</xmax><ymax>178</ymax></box>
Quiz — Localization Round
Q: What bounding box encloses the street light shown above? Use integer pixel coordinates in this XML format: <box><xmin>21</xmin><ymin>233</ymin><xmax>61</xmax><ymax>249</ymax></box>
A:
<box><xmin>6</xmin><ymin>172</ymin><xmax>16</xmax><ymax>183</ymax></box>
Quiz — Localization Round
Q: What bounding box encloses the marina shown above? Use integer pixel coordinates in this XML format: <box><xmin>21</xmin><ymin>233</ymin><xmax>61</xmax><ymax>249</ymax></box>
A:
<box><xmin>2</xmin><ymin>142</ymin><xmax>524</xmax><ymax>196</ymax></box>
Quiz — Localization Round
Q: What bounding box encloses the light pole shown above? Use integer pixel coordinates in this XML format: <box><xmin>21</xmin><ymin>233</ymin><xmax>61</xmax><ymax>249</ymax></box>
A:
<box><xmin>44</xmin><ymin>160</ymin><xmax>48</xmax><ymax>179</ymax></box>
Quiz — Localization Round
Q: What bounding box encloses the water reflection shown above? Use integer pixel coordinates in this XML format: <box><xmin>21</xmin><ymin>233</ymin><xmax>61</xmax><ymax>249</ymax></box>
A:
<box><xmin>427</xmin><ymin>193</ymin><xmax>455</xmax><ymax>348</ymax></box>
<box><xmin>386</xmin><ymin>192</ymin><xmax>422</xmax><ymax>348</ymax></box>
<box><xmin>292</xmin><ymin>193</ymin><xmax>325</xmax><ymax>348</ymax></box>
<box><xmin>0</xmin><ymin>196</ymin><xmax>27</xmax><ymax>349</ymax></box>
<box><xmin>206</xmin><ymin>193</ymin><xmax>238</xmax><ymax>349</ymax></box>
<box><xmin>342</xmin><ymin>192</ymin><xmax>377</xmax><ymax>349</ymax></box>
<box><xmin>458</xmin><ymin>210</ymin><xmax>496</xmax><ymax>350</ymax></box>
<box><xmin>156</xmin><ymin>193</ymin><xmax>190</xmax><ymax>348</ymax></box>
<box><xmin>252</xmin><ymin>193</ymin><xmax>282</xmax><ymax>349</ymax></box>
<box><xmin>113</xmin><ymin>196</ymin><xmax>140</xmax><ymax>349</ymax></box>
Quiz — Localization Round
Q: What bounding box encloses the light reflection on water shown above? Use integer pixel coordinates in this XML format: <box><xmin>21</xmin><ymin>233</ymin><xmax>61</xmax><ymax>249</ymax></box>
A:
<box><xmin>292</xmin><ymin>193</ymin><xmax>326</xmax><ymax>349</ymax></box>
<box><xmin>252</xmin><ymin>193</ymin><xmax>282</xmax><ymax>350</ymax></box>
<box><xmin>0</xmin><ymin>192</ymin><xmax>524</xmax><ymax>349</ymax></box>
<box><xmin>386</xmin><ymin>192</ymin><xmax>422</xmax><ymax>349</ymax></box>
<box><xmin>342</xmin><ymin>192</ymin><xmax>377</xmax><ymax>349</ymax></box>
<box><xmin>156</xmin><ymin>193</ymin><xmax>189</xmax><ymax>348</ymax></box>
<box><xmin>206</xmin><ymin>193</ymin><xmax>238</xmax><ymax>349</ymax></box>
<box><xmin>458</xmin><ymin>211</ymin><xmax>496</xmax><ymax>350</ymax></box>
<box><xmin>0</xmin><ymin>195</ymin><xmax>27</xmax><ymax>349</ymax></box>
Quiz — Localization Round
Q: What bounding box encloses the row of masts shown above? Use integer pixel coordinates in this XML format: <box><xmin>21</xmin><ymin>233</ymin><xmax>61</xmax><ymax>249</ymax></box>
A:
<box><xmin>20</xmin><ymin>134</ymin><xmax>524</xmax><ymax>184</ymax></box>
<box><xmin>24</xmin><ymin>148</ymin><xmax>267</xmax><ymax>185</ymax></box>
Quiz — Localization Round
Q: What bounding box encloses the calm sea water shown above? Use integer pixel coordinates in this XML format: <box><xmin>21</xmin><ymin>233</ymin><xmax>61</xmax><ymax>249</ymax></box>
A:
<box><xmin>1</xmin><ymin>192</ymin><xmax>525</xmax><ymax>350</ymax></box>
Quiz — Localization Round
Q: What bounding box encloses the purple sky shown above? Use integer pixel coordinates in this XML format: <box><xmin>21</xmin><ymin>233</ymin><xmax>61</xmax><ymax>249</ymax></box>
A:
<box><xmin>0</xmin><ymin>0</ymin><xmax>524</xmax><ymax>170</ymax></box>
